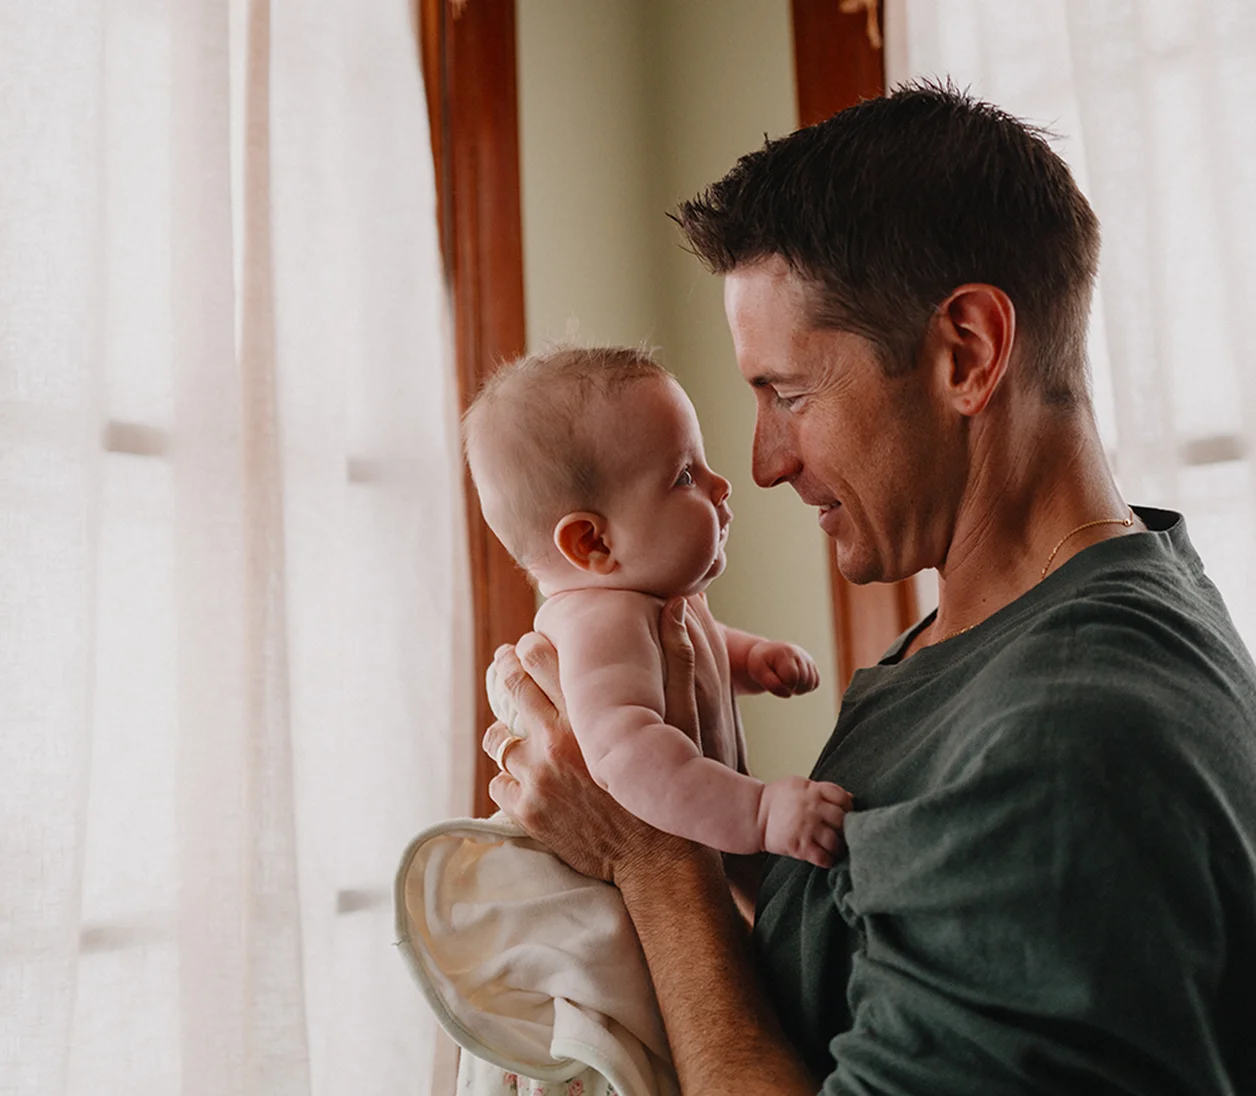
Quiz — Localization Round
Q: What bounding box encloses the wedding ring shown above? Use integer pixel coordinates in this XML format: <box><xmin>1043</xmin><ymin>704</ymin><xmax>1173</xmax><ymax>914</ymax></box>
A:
<box><xmin>492</xmin><ymin>734</ymin><xmax>525</xmax><ymax>773</ymax></box>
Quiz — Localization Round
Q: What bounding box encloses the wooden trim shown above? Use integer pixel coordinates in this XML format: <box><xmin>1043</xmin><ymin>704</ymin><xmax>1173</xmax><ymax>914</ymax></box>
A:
<box><xmin>792</xmin><ymin>0</ymin><xmax>885</xmax><ymax>122</ymax></box>
<box><xmin>828</xmin><ymin>542</ymin><xmax>919</xmax><ymax>687</ymax></box>
<box><xmin>420</xmin><ymin>0</ymin><xmax>535</xmax><ymax>819</ymax></box>
<box><xmin>790</xmin><ymin>0</ymin><xmax>919</xmax><ymax>692</ymax></box>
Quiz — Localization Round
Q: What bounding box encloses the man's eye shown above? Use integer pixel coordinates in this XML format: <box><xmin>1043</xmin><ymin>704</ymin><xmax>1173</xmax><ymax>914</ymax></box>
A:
<box><xmin>675</xmin><ymin>468</ymin><xmax>695</xmax><ymax>487</ymax></box>
<box><xmin>777</xmin><ymin>393</ymin><xmax>806</xmax><ymax>411</ymax></box>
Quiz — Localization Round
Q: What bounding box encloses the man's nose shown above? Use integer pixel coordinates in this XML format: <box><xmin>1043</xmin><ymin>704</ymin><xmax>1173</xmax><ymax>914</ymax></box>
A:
<box><xmin>751</xmin><ymin>413</ymin><xmax>798</xmax><ymax>488</ymax></box>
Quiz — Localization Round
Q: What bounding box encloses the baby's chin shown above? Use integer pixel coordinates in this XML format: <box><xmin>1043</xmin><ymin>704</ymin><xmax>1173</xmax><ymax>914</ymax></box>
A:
<box><xmin>636</xmin><ymin>551</ymin><xmax>727</xmax><ymax>599</ymax></box>
<box><xmin>682</xmin><ymin>552</ymin><xmax>726</xmax><ymax>594</ymax></box>
<box><xmin>651</xmin><ymin>572</ymin><xmax>718</xmax><ymax>601</ymax></box>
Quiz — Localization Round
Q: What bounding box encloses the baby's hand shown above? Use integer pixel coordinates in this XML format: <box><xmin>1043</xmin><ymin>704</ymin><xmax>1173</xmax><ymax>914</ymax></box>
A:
<box><xmin>758</xmin><ymin>776</ymin><xmax>852</xmax><ymax>868</ymax></box>
<box><xmin>747</xmin><ymin>641</ymin><xmax>820</xmax><ymax>698</ymax></box>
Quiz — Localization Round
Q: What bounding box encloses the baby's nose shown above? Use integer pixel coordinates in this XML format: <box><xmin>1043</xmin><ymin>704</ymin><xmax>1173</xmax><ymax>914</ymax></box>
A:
<box><xmin>712</xmin><ymin>474</ymin><xmax>732</xmax><ymax>506</ymax></box>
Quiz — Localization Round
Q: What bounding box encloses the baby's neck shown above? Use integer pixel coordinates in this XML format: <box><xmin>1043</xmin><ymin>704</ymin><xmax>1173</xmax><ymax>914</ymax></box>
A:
<box><xmin>535</xmin><ymin>571</ymin><xmax>708</xmax><ymax>601</ymax></box>
<box><xmin>533</xmin><ymin>569</ymin><xmax>598</xmax><ymax>600</ymax></box>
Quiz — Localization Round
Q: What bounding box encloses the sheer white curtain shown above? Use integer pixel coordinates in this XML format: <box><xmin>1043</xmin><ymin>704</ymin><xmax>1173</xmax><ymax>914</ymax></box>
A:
<box><xmin>0</xmin><ymin>1</ymin><xmax>472</xmax><ymax>1094</ymax></box>
<box><xmin>888</xmin><ymin>0</ymin><xmax>1256</xmax><ymax>648</ymax></box>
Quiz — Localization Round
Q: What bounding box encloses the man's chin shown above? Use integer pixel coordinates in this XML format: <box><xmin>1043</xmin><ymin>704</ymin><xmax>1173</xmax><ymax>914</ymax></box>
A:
<box><xmin>831</xmin><ymin>544</ymin><xmax>882</xmax><ymax>586</ymax></box>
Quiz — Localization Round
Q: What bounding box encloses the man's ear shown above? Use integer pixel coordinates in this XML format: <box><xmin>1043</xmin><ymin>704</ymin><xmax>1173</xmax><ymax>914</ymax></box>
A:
<box><xmin>553</xmin><ymin>511</ymin><xmax>617</xmax><ymax>574</ymax></box>
<box><xmin>926</xmin><ymin>284</ymin><xmax>1016</xmax><ymax>417</ymax></box>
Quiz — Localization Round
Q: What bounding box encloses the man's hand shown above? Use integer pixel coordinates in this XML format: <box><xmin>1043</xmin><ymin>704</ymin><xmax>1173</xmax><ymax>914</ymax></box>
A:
<box><xmin>746</xmin><ymin>640</ymin><xmax>820</xmax><ymax>697</ymax></box>
<box><xmin>481</xmin><ymin>597</ymin><xmax>700</xmax><ymax>885</ymax></box>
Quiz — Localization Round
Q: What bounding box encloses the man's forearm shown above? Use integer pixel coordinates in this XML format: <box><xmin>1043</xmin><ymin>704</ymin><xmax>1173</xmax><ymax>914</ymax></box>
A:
<box><xmin>617</xmin><ymin>848</ymin><xmax>815</xmax><ymax>1096</ymax></box>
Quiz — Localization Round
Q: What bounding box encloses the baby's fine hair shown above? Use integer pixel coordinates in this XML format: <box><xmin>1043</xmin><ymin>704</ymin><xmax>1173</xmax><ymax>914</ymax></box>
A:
<box><xmin>462</xmin><ymin>344</ymin><xmax>672</xmax><ymax>570</ymax></box>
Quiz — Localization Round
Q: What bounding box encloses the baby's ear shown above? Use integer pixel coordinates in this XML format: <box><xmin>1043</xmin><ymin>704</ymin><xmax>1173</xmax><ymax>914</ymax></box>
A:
<box><xmin>553</xmin><ymin>511</ymin><xmax>616</xmax><ymax>574</ymax></box>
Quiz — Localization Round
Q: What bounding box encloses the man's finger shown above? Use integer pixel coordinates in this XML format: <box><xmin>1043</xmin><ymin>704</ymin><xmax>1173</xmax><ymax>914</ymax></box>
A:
<box><xmin>493</xmin><ymin>643</ymin><xmax>562</xmax><ymax>742</ymax></box>
<box><xmin>482</xmin><ymin>720</ymin><xmax>513</xmax><ymax>760</ymax></box>
<box><xmin>488</xmin><ymin>770</ymin><xmax>520</xmax><ymax>816</ymax></box>
<box><xmin>516</xmin><ymin>632</ymin><xmax>566</xmax><ymax>721</ymax></box>
<box><xmin>660</xmin><ymin>598</ymin><xmax>700</xmax><ymax>742</ymax></box>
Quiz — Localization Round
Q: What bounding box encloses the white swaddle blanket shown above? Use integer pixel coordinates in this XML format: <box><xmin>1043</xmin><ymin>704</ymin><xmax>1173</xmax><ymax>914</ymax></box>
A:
<box><xmin>394</xmin><ymin>667</ymin><xmax>679</xmax><ymax>1096</ymax></box>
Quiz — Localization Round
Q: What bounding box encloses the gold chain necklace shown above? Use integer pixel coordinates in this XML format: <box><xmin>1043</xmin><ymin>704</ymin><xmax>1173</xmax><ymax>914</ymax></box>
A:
<box><xmin>936</xmin><ymin>508</ymin><xmax>1136</xmax><ymax>644</ymax></box>
<box><xmin>1039</xmin><ymin>508</ymin><xmax>1135</xmax><ymax>580</ymax></box>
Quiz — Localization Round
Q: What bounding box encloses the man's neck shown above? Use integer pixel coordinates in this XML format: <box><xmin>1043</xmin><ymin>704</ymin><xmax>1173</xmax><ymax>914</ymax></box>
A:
<box><xmin>916</xmin><ymin>407</ymin><xmax>1140</xmax><ymax>652</ymax></box>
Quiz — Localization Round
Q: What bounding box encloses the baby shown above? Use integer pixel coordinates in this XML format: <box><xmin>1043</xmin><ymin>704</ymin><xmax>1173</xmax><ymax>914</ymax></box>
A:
<box><xmin>463</xmin><ymin>346</ymin><xmax>850</xmax><ymax>867</ymax></box>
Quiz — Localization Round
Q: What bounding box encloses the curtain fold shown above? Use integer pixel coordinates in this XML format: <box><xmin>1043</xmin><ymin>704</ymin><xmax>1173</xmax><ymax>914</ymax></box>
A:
<box><xmin>887</xmin><ymin>0</ymin><xmax>1256</xmax><ymax>647</ymax></box>
<box><xmin>0</xmin><ymin>1</ymin><xmax>470</xmax><ymax>1093</ymax></box>
<box><xmin>0</xmin><ymin>5</ymin><xmax>107</xmax><ymax>1093</ymax></box>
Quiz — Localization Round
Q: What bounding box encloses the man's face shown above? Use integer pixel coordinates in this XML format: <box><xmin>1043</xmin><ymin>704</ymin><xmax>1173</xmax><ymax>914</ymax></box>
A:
<box><xmin>724</xmin><ymin>257</ymin><xmax>955</xmax><ymax>585</ymax></box>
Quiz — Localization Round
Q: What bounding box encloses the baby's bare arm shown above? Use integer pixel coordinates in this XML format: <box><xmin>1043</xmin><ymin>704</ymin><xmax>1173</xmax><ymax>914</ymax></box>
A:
<box><xmin>722</xmin><ymin>625</ymin><xmax>765</xmax><ymax>690</ymax></box>
<box><xmin>541</xmin><ymin>592</ymin><xmax>844</xmax><ymax>863</ymax></box>
<box><xmin>721</xmin><ymin>624</ymin><xmax>821</xmax><ymax>698</ymax></box>
<box><xmin>544</xmin><ymin>592</ymin><xmax>769</xmax><ymax>853</ymax></box>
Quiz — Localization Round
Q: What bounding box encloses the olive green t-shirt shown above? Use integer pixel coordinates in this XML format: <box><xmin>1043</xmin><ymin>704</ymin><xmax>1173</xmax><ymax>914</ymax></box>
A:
<box><xmin>754</xmin><ymin>508</ymin><xmax>1256</xmax><ymax>1094</ymax></box>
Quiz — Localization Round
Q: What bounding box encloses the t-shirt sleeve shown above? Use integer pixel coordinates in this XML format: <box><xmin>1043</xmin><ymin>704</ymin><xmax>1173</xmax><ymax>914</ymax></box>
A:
<box><xmin>821</xmin><ymin>711</ymin><xmax>1228</xmax><ymax>1095</ymax></box>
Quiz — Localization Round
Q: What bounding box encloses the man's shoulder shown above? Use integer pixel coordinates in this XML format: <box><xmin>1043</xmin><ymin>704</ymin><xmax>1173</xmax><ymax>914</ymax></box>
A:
<box><xmin>991</xmin><ymin>563</ymin><xmax>1256</xmax><ymax>716</ymax></box>
<box><xmin>955</xmin><ymin>579</ymin><xmax>1256</xmax><ymax>801</ymax></box>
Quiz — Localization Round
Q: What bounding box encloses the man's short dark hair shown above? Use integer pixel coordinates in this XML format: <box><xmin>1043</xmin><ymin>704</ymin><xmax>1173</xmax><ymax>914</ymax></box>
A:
<box><xmin>673</xmin><ymin>81</ymin><xmax>1101</xmax><ymax>405</ymax></box>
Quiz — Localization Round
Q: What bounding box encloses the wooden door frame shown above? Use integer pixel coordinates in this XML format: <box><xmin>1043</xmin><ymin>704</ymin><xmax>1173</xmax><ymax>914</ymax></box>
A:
<box><xmin>419</xmin><ymin>0</ymin><xmax>534</xmax><ymax>819</ymax></box>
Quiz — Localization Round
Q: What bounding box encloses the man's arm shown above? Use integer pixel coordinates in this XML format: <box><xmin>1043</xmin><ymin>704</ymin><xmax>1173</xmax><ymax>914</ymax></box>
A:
<box><xmin>617</xmin><ymin>848</ymin><xmax>817</xmax><ymax>1096</ymax></box>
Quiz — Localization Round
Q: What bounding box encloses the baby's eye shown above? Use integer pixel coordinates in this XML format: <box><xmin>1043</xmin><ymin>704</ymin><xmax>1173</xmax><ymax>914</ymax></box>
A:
<box><xmin>675</xmin><ymin>467</ymin><xmax>695</xmax><ymax>487</ymax></box>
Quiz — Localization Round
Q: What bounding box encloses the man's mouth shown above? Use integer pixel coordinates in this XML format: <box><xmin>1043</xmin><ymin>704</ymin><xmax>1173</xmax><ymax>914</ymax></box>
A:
<box><xmin>817</xmin><ymin>500</ymin><xmax>842</xmax><ymax>534</ymax></box>
<box><xmin>796</xmin><ymin>488</ymin><xmax>838</xmax><ymax>512</ymax></box>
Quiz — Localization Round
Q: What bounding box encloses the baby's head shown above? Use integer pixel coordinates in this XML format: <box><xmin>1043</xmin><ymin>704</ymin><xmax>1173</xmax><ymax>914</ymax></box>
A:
<box><xmin>464</xmin><ymin>345</ymin><xmax>733</xmax><ymax>598</ymax></box>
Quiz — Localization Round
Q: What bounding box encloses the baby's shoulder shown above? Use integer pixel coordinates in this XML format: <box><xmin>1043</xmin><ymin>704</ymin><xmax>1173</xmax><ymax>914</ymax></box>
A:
<box><xmin>536</xmin><ymin>587</ymin><xmax>664</xmax><ymax>641</ymax></box>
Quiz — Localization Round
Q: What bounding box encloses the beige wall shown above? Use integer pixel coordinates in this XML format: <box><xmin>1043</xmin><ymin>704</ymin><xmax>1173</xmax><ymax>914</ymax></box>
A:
<box><xmin>517</xmin><ymin>0</ymin><xmax>839</xmax><ymax>782</ymax></box>
<box><xmin>517</xmin><ymin>0</ymin><xmax>657</xmax><ymax>349</ymax></box>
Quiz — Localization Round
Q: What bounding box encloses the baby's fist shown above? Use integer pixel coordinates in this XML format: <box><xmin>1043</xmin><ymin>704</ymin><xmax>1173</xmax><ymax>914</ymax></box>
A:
<box><xmin>747</xmin><ymin>641</ymin><xmax>820</xmax><ymax>698</ymax></box>
<box><xmin>758</xmin><ymin>776</ymin><xmax>851</xmax><ymax>868</ymax></box>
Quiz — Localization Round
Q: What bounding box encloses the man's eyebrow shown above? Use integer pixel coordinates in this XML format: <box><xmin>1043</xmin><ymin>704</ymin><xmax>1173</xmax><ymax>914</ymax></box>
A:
<box><xmin>749</xmin><ymin>370</ymin><xmax>801</xmax><ymax>389</ymax></box>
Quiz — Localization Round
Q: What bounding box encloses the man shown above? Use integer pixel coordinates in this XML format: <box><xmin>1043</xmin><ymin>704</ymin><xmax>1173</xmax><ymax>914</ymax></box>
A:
<box><xmin>482</xmin><ymin>83</ymin><xmax>1256</xmax><ymax>1093</ymax></box>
